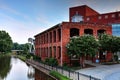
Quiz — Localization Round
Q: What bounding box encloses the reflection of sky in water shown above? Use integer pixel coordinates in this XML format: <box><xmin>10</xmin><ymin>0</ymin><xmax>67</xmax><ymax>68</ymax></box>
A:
<box><xmin>112</xmin><ymin>24</ymin><xmax>120</xmax><ymax>36</ymax></box>
<box><xmin>5</xmin><ymin>57</ymin><xmax>34</xmax><ymax>80</ymax></box>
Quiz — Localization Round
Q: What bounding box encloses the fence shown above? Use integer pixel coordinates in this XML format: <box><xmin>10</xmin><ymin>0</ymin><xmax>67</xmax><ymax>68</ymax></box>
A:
<box><xmin>27</xmin><ymin>60</ymin><xmax>101</xmax><ymax>80</ymax></box>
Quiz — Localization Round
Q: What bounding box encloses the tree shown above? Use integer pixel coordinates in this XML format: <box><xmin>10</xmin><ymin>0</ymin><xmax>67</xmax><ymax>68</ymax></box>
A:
<box><xmin>0</xmin><ymin>30</ymin><xmax>13</xmax><ymax>53</ymax></box>
<box><xmin>21</xmin><ymin>43</ymin><xmax>29</xmax><ymax>54</ymax></box>
<box><xmin>12</xmin><ymin>42</ymin><xmax>20</xmax><ymax>50</ymax></box>
<box><xmin>98</xmin><ymin>34</ymin><xmax>120</xmax><ymax>61</ymax></box>
<box><xmin>66</xmin><ymin>35</ymin><xmax>99</xmax><ymax>67</ymax></box>
<box><xmin>12</xmin><ymin>43</ymin><xmax>30</xmax><ymax>54</ymax></box>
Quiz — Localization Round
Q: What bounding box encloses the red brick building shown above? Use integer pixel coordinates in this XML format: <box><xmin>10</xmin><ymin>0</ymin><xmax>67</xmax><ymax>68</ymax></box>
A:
<box><xmin>34</xmin><ymin>5</ymin><xmax>120</xmax><ymax>66</ymax></box>
<box><xmin>70</xmin><ymin>5</ymin><xmax>120</xmax><ymax>24</ymax></box>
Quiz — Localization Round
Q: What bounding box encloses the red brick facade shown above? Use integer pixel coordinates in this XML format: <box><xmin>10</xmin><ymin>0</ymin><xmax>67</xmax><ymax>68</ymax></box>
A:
<box><xmin>70</xmin><ymin>5</ymin><xmax>120</xmax><ymax>24</ymax></box>
<box><xmin>34</xmin><ymin>5</ymin><xmax>120</xmax><ymax>66</ymax></box>
<box><xmin>35</xmin><ymin>22</ymin><xmax>112</xmax><ymax>65</ymax></box>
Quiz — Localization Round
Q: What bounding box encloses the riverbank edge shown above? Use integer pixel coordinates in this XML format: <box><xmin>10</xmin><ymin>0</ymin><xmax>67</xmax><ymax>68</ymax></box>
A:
<box><xmin>26</xmin><ymin>60</ymin><xmax>58</xmax><ymax>80</ymax></box>
<box><xmin>16</xmin><ymin>55</ymin><xmax>58</xmax><ymax>80</ymax></box>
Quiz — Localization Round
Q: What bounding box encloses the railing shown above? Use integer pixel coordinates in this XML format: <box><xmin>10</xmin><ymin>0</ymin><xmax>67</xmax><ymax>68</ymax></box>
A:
<box><xmin>27</xmin><ymin>60</ymin><xmax>101</xmax><ymax>80</ymax></box>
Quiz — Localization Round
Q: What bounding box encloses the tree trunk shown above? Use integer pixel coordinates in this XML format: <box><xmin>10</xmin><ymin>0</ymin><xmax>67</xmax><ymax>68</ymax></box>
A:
<box><xmin>80</xmin><ymin>56</ymin><xmax>85</xmax><ymax>68</ymax></box>
<box><xmin>82</xmin><ymin>56</ymin><xmax>85</xmax><ymax>68</ymax></box>
<box><xmin>112</xmin><ymin>52</ymin><xmax>115</xmax><ymax>62</ymax></box>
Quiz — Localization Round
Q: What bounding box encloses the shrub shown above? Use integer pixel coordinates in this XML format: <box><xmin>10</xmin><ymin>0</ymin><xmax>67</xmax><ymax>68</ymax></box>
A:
<box><xmin>45</xmin><ymin>58</ymin><xmax>58</xmax><ymax>66</ymax></box>
<box><xmin>33</xmin><ymin>55</ymin><xmax>41</xmax><ymax>62</ymax></box>
<box><xmin>45</xmin><ymin>58</ymin><xmax>49</xmax><ymax>64</ymax></box>
<box><xmin>26</xmin><ymin>54</ymin><xmax>31</xmax><ymax>59</ymax></box>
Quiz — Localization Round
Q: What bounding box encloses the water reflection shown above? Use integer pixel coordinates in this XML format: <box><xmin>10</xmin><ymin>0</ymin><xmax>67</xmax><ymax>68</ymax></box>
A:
<box><xmin>35</xmin><ymin>69</ymin><xmax>55</xmax><ymax>80</ymax></box>
<box><xmin>27</xmin><ymin>66</ymin><xmax>34</xmax><ymax>79</ymax></box>
<box><xmin>0</xmin><ymin>56</ymin><xmax>11</xmax><ymax>79</ymax></box>
<box><xmin>0</xmin><ymin>56</ymin><xmax>55</xmax><ymax>80</ymax></box>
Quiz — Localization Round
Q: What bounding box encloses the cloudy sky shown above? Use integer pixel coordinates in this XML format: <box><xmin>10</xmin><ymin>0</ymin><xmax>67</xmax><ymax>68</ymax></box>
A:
<box><xmin>0</xmin><ymin>0</ymin><xmax>120</xmax><ymax>44</ymax></box>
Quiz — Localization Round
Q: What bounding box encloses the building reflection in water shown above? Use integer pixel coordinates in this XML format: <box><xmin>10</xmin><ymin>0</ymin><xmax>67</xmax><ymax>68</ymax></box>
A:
<box><xmin>34</xmin><ymin>69</ymin><xmax>55</xmax><ymax>80</ymax></box>
<box><xmin>27</xmin><ymin>66</ymin><xmax>35</xmax><ymax>80</ymax></box>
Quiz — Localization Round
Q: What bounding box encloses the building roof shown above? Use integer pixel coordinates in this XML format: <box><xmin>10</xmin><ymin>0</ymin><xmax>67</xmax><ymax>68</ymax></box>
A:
<box><xmin>70</xmin><ymin>5</ymin><xmax>99</xmax><ymax>17</ymax></box>
<box><xmin>34</xmin><ymin>23</ymin><xmax>61</xmax><ymax>37</ymax></box>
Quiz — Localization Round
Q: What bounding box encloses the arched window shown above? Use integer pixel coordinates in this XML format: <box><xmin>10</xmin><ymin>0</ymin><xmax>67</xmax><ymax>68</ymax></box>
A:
<box><xmin>97</xmin><ymin>29</ymin><xmax>106</xmax><ymax>35</ymax></box>
<box><xmin>84</xmin><ymin>29</ymin><xmax>93</xmax><ymax>35</ymax></box>
<box><xmin>70</xmin><ymin>28</ymin><xmax>79</xmax><ymax>37</ymax></box>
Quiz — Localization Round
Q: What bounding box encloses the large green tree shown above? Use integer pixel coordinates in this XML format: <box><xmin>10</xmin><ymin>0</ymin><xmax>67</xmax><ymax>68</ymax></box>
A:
<box><xmin>98</xmin><ymin>34</ymin><xmax>120</xmax><ymax>60</ymax></box>
<box><xmin>0</xmin><ymin>30</ymin><xmax>13</xmax><ymax>53</ymax></box>
<box><xmin>66</xmin><ymin>35</ymin><xmax>99</xmax><ymax>67</ymax></box>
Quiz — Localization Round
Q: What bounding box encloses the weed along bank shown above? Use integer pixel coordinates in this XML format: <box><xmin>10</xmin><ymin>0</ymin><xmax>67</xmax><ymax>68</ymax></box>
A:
<box><xmin>35</xmin><ymin>5</ymin><xmax>120</xmax><ymax>66</ymax></box>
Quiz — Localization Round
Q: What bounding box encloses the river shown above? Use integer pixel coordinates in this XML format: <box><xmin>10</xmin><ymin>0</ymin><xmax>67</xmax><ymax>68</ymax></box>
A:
<box><xmin>0</xmin><ymin>56</ymin><xmax>55</xmax><ymax>80</ymax></box>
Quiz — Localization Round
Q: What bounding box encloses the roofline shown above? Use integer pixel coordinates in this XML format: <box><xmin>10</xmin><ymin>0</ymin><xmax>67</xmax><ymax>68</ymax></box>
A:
<box><xmin>34</xmin><ymin>23</ymin><xmax>61</xmax><ymax>37</ymax></box>
<box><xmin>69</xmin><ymin>5</ymin><xmax>87</xmax><ymax>9</ymax></box>
<box><xmin>100</xmin><ymin>11</ymin><xmax>120</xmax><ymax>15</ymax></box>
<box><xmin>69</xmin><ymin>5</ymin><xmax>99</xmax><ymax>15</ymax></box>
<box><xmin>86</xmin><ymin>10</ymin><xmax>120</xmax><ymax>17</ymax></box>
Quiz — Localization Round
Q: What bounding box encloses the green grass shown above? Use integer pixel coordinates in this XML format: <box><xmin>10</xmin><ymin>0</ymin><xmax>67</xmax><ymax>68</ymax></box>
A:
<box><xmin>49</xmin><ymin>71</ymin><xmax>72</xmax><ymax>80</ymax></box>
<box><xmin>0</xmin><ymin>52</ymin><xmax>12</xmax><ymax>57</ymax></box>
<box><xmin>17</xmin><ymin>55</ymin><xmax>26</xmax><ymax>61</ymax></box>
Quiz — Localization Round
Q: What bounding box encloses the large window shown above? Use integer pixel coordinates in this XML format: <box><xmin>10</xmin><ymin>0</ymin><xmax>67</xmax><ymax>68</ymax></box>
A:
<box><xmin>58</xmin><ymin>29</ymin><xmax>61</xmax><ymax>42</ymax></box>
<box><xmin>71</xmin><ymin>12</ymin><xmax>83</xmax><ymax>22</ymax></box>
<box><xmin>112</xmin><ymin>24</ymin><xmax>120</xmax><ymax>36</ymax></box>
<box><xmin>97</xmin><ymin>29</ymin><xmax>106</xmax><ymax>36</ymax></box>
<box><xmin>53</xmin><ymin>31</ymin><xmax>56</xmax><ymax>42</ymax></box>
<box><xmin>46</xmin><ymin>33</ymin><xmax>48</xmax><ymax>43</ymax></box>
<box><xmin>84</xmin><ymin>29</ymin><xmax>93</xmax><ymax>35</ymax></box>
<box><xmin>58</xmin><ymin>46</ymin><xmax>61</xmax><ymax>59</ymax></box>
<box><xmin>50</xmin><ymin>32</ymin><xmax>52</xmax><ymax>43</ymax></box>
<box><xmin>53</xmin><ymin>46</ymin><xmax>56</xmax><ymax>58</ymax></box>
<box><xmin>49</xmin><ymin>47</ymin><xmax>52</xmax><ymax>57</ymax></box>
<box><xmin>70</xmin><ymin>28</ymin><xmax>79</xmax><ymax>37</ymax></box>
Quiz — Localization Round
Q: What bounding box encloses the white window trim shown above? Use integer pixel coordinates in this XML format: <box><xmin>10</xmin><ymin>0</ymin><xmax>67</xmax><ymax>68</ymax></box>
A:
<box><xmin>105</xmin><ymin>15</ymin><xmax>108</xmax><ymax>19</ymax></box>
<box><xmin>112</xmin><ymin>14</ymin><xmax>115</xmax><ymax>18</ymax></box>
<box><xmin>98</xmin><ymin>16</ymin><xmax>102</xmax><ymax>19</ymax></box>
<box><xmin>119</xmin><ymin>13</ymin><xmax>120</xmax><ymax>17</ymax></box>
<box><xmin>87</xmin><ymin>17</ymin><xmax>90</xmax><ymax>21</ymax></box>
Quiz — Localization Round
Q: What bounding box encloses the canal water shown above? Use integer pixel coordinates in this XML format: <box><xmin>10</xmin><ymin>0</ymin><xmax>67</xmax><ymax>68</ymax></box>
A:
<box><xmin>0</xmin><ymin>56</ymin><xmax>55</xmax><ymax>80</ymax></box>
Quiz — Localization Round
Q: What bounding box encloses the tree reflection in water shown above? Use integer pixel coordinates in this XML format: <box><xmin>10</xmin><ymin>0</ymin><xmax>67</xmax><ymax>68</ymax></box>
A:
<box><xmin>0</xmin><ymin>56</ymin><xmax>11</xmax><ymax>79</ymax></box>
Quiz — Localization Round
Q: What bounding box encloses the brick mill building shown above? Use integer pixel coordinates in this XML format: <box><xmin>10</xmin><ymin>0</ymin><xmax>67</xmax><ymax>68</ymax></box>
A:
<box><xmin>35</xmin><ymin>5</ymin><xmax>120</xmax><ymax>66</ymax></box>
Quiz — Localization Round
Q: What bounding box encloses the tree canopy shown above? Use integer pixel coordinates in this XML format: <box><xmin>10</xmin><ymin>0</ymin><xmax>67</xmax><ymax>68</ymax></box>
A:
<box><xmin>98</xmin><ymin>34</ymin><xmax>120</xmax><ymax>53</ymax></box>
<box><xmin>0</xmin><ymin>30</ymin><xmax>13</xmax><ymax>53</ymax></box>
<box><xmin>66</xmin><ymin>35</ymin><xmax>99</xmax><ymax>58</ymax></box>
<box><xmin>12</xmin><ymin>43</ymin><xmax>29</xmax><ymax>54</ymax></box>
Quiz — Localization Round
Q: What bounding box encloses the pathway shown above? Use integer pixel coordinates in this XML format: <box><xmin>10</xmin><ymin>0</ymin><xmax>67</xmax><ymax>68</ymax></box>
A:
<box><xmin>26</xmin><ymin>59</ymin><xmax>100</xmax><ymax>80</ymax></box>
<box><xmin>76</xmin><ymin>64</ymin><xmax>120</xmax><ymax>80</ymax></box>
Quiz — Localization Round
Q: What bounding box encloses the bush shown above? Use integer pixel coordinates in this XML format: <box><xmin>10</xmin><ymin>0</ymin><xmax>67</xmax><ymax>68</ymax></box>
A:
<box><xmin>45</xmin><ymin>58</ymin><xmax>58</xmax><ymax>66</ymax></box>
<box><xmin>26</xmin><ymin>54</ymin><xmax>31</xmax><ymax>59</ymax></box>
<box><xmin>33</xmin><ymin>55</ymin><xmax>41</xmax><ymax>62</ymax></box>
<box><xmin>45</xmin><ymin>58</ymin><xmax>49</xmax><ymax>64</ymax></box>
<box><xmin>49</xmin><ymin>71</ymin><xmax>71</xmax><ymax>80</ymax></box>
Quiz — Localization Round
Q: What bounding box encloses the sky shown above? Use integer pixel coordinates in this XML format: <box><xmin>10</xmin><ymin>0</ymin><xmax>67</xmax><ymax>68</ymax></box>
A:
<box><xmin>0</xmin><ymin>0</ymin><xmax>120</xmax><ymax>44</ymax></box>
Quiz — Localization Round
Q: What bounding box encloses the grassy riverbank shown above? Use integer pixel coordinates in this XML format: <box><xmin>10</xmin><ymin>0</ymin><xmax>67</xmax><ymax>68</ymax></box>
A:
<box><xmin>0</xmin><ymin>52</ymin><xmax>12</xmax><ymax>57</ymax></box>
<box><xmin>50</xmin><ymin>71</ymin><xmax>71</xmax><ymax>80</ymax></box>
<box><xmin>17</xmin><ymin>55</ymin><xmax>26</xmax><ymax>61</ymax></box>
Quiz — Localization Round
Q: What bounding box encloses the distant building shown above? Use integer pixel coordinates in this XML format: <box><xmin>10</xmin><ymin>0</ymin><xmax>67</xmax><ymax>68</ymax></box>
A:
<box><xmin>35</xmin><ymin>5</ymin><xmax>120</xmax><ymax>66</ymax></box>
